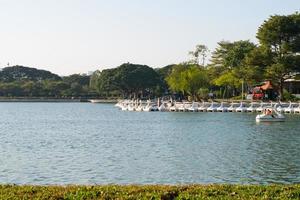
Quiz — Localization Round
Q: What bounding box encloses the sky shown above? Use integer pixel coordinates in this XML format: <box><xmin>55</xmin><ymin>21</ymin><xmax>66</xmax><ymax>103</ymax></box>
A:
<box><xmin>0</xmin><ymin>0</ymin><xmax>299</xmax><ymax>75</ymax></box>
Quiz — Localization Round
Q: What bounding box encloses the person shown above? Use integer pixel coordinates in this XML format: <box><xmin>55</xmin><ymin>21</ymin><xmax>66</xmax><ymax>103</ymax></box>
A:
<box><xmin>265</xmin><ymin>109</ymin><xmax>272</xmax><ymax>115</ymax></box>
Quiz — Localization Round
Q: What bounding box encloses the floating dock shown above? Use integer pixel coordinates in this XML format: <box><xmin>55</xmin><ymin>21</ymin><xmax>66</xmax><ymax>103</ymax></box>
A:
<box><xmin>114</xmin><ymin>100</ymin><xmax>300</xmax><ymax>114</ymax></box>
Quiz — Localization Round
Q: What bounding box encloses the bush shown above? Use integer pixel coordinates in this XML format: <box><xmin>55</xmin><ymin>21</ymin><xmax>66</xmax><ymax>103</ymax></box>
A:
<box><xmin>283</xmin><ymin>89</ymin><xmax>299</xmax><ymax>101</ymax></box>
<box><xmin>197</xmin><ymin>88</ymin><xmax>209</xmax><ymax>100</ymax></box>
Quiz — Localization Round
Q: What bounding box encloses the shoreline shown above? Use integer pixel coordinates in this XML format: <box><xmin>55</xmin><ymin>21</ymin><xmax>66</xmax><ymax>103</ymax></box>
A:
<box><xmin>0</xmin><ymin>98</ymin><xmax>118</xmax><ymax>103</ymax></box>
<box><xmin>0</xmin><ymin>98</ymin><xmax>298</xmax><ymax>104</ymax></box>
<box><xmin>1</xmin><ymin>184</ymin><xmax>300</xmax><ymax>199</ymax></box>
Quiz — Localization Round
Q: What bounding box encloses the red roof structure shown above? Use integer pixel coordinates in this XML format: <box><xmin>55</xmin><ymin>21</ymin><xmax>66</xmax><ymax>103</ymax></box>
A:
<box><xmin>260</xmin><ymin>81</ymin><xmax>273</xmax><ymax>90</ymax></box>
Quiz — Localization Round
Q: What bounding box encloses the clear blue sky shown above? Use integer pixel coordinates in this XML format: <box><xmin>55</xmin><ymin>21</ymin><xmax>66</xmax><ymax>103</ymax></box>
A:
<box><xmin>0</xmin><ymin>0</ymin><xmax>299</xmax><ymax>75</ymax></box>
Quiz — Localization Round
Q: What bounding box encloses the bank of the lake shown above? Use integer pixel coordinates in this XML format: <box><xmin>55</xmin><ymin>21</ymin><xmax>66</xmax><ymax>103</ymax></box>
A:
<box><xmin>1</xmin><ymin>184</ymin><xmax>300</xmax><ymax>199</ymax></box>
<box><xmin>0</xmin><ymin>97</ymin><xmax>118</xmax><ymax>103</ymax></box>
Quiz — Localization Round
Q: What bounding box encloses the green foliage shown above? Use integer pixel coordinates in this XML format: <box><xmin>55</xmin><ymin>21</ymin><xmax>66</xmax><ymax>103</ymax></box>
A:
<box><xmin>209</xmin><ymin>40</ymin><xmax>255</xmax><ymax>70</ymax></box>
<box><xmin>0</xmin><ymin>65</ymin><xmax>61</xmax><ymax>82</ymax></box>
<box><xmin>214</xmin><ymin>71</ymin><xmax>240</xmax><ymax>88</ymax></box>
<box><xmin>156</xmin><ymin>64</ymin><xmax>176</xmax><ymax>79</ymax></box>
<box><xmin>257</xmin><ymin>13</ymin><xmax>300</xmax><ymax>54</ymax></box>
<box><xmin>283</xmin><ymin>89</ymin><xmax>299</xmax><ymax>101</ymax></box>
<box><xmin>224</xmin><ymin>40</ymin><xmax>256</xmax><ymax>69</ymax></box>
<box><xmin>257</xmin><ymin>12</ymin><xmax>300</xmax><ymax>98</ymax></box>
<box><xmin>185</xmin><ymin>66</ymin><xmax>209</xmax><ymax>96</ymax></box>
<box><xmin>232</xmin><ymin>65</ymin><xmax>263</xmax><ymax>86</ymax></box>
<box><xmin>209</xmin><ymin>41</ymin><xmax>232</xmax><ymax>70</ymax></box>
<box><xmin>208</xmin><ymin>40</ymin><xmax>259</xmax><ymax>98</ymax></box>
<box><xmin>92</xmin><ymin>68</ymin><xmax>119</xmax><ymax>95</ymax></box>
<box><xmin>0</xmin><ymin>72</ymin><xmax>92</xmax><ymax>98</ymax></box>
<box><xmin>63</xmin><ymin>74</ymin><xmax>90</xmax><ymax>86</ymax></box>
<box><xmin>115</xmin><ymin>63</ymin><xmax>161</xmax><ymax>95</ymax></box>
<box><xmin>89</xmin><ymin>70</ymin><xmax>101</xmax><ymax>89</ymax></box>
<box><xmin>165</xmin><ymin>64</ymin><xmax>187</xmax><ymax>94</ymax></box>
<box><xmin>244</xmin><ymin>46</ymin><xmax>273</xmax><ymax>68</ymax></box>
<box><xmin>166</xmin><ymin>64</ymin><xmax>209</xmax><ymax>99</ymax></box>
<box><xmin>155</xmin><ymin>64</ymin><xmax>176</xmax><ymax>93</ymax></box>
<box><xmin>91</xmin><ymin>63</ymin><xmax>162</xmax><ymax>98</ymax></box>
<box><xmin>197</xmin><ymin>88</ymin><xmax>209</xmax><ymax>99</ymax></box>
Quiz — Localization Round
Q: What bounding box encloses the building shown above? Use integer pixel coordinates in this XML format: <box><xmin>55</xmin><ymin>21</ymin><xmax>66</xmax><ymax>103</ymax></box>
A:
<box><xmin>284</xmin><ymin>78</ymin><xmax>300</xmax><ymax>98</ymax></box>
<box><xmin>252</xmin><ymin>81</ymin><xmax>277</xmax><ymax>100</ymax></box>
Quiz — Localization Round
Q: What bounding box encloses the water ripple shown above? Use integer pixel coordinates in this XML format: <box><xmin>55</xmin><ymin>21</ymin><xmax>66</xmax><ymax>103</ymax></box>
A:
<box><xmin>0</xmin><ymin>103</ymin><xmax>300</xmax><ymax>184</ymax></box>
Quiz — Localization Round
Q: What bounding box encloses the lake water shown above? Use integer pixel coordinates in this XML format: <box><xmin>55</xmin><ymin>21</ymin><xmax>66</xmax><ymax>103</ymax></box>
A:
<box><xmin>0</xmin><ymin>103</ymin><xmax>300</xmax><ymax>185</ymax></box>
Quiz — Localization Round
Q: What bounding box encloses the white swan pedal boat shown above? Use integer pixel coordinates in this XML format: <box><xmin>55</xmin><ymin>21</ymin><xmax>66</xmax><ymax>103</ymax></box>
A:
<box><xmin>256</xmin><ymin>108</ymin><xmax>285</xmax><ymax>122</ymax></box>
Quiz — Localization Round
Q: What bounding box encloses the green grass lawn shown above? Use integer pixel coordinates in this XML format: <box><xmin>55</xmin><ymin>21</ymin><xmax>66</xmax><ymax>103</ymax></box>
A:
<box><xmin>1</xmin><ymin>184</ymin><xmax>300</xmax><ymax>200</ymax></box>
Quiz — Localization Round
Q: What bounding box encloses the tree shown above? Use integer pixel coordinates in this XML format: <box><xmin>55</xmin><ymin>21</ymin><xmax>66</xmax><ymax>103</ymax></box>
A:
<box><xmin>224</xmin><ymin>40</ymin><xmax>256</xmax><ymax>69</ymax></box>
<box><xmin>208</xmin><ymin>40</ymin><xmax>255</xmax><ymax>77</ymax></box>
<box><xmin>257</xmin><ymin>12</ymin><xmax>300</xmax><ymax>98</ymax></box>
<box><xmin>189</xmin><ymin>44</ymin><xmax>209</xmax><ymax>66</ymax></box>
<box><xmin>214</xmin><ymin>71</ymin><xmax>241</xmax><ymax>98</ymax></box>
<box><xmin>0</xmin><ymin>65</ymin><xmax>61</xmax><ymax>82</ymax></box>
<box><xmin>209</xmin><ymin>40</ymin><xmax>256</xmax><ymax>97</ymax></box>
<box><xmin>94</xmin><ymin>68</ymin><xmax>119</xmax><ymax>96</ymax></box>
<box><xmin>91</xmin><ymin>63</ymin><xmax>162</xmax><ymax>98</ymax></box>
<box><xmin>63</xmin><ymin>74</ymin><xmax>90</xmax><ymax>86</ymax></box>
<box><xmin>155</xmin><ymin>64</ymin><xmax>176</xmax><ymax>95</ymax></box>
<box><xmin>0</xmin><ymin>66</ymin><xmax>97</xmax><ymax>97</ymax></box>
<box><xmin>165</xmin><ymin>64</ymin><xmax>187</xmax><ymax>95</ymax></box>
<box><xmin>184</xmin><ymin>66</ymin><xmax>209</xmax><ymax>99</ymax></box>
<box><xmin>89</xmin><ymin>70</ymin><xmax>101</xmax><ymax>90</ymax></box>
<box><xmin>62</xmin><ymin>74</ymin><xmax>91</xmax><ymax>97</ymax></box>
<box><xmin>114</xmin><ymin>63</ymin><xmax>162</xmax><ymax>98</ymax></box>
<box><xmin>166</xmin><ymin>64</ymin><xmax>209</xmax><ymax>100</ymax></box>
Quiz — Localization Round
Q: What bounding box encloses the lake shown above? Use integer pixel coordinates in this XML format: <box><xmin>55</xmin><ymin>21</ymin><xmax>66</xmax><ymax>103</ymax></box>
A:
<box><xmin>0</xmin><ymin>102</ymin><xmax>300</xmax><ymax>185</ymax></box>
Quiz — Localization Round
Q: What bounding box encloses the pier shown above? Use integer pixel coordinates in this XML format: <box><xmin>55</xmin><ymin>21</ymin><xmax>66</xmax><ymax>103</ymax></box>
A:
<box><xmin>113</xmin><ymin>100</ymin><xmax>300</xmax><ymax>114</ymax></box>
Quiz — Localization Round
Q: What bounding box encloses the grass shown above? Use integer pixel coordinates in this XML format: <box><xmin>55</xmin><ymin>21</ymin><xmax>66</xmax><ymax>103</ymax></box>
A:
<box><xmin>0</xmin><ymin>184</ymin><xmax>300</xmax><ymax>199</ymax></box>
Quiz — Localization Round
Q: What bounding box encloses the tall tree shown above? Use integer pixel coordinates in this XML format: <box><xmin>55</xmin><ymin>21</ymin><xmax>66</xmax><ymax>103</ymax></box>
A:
<box><xmin>209</xmin><ymin>41</ymin><xmax>232</xmax><ymax>70</ymax></box>
<box><xmin>224</xmin><ymin>40</ymin><xmax>256</xmax><ymax>69</ymax></box>
<box><xmin>189</xmin><ymin>44</ymin><xmax>209</xmax><ymax>66</ymax></box>
<box><xmin>257</xmin><ymin>12</ymin><xmax>300</xmax><ymax>98</ymax></box>
<box><xmin>208</xmin><ymin>40</ymin><xmax>256</xmax><ymax>97</ymax></box>
<box><xmin>208</xmin><ymin>40</ymin><xmax>255</xmax><ymax>75</ymax></box>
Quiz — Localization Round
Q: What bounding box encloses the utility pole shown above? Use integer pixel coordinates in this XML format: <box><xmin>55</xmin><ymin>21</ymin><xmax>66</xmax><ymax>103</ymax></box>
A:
<box><xmin>242</xmin><ymin>80</ymin><xmax>244</xmax><ymax>100</ymax></box>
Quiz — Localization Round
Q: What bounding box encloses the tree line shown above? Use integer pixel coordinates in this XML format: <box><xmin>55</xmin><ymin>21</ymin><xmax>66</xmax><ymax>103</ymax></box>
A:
<box><xmin>91</xmin><ymin>12</ymin><xmax>300</xmax><ymax>100</ymax></box>
<box><xmin>0</xmin><ymin>66</ymin><xmax>92</xmax><ymax>97</ymax></box>
<box><xmin>0</xmin><ymin>12</ymin><xmax>299</xmax><ymax>100</ymax></box>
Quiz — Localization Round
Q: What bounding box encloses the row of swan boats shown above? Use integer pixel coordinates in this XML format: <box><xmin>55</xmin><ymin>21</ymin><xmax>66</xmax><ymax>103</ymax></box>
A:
<box><xmin>114</xmin><ymin>100</ymin><xmax>300</xmax><ymax>114</ymax></box>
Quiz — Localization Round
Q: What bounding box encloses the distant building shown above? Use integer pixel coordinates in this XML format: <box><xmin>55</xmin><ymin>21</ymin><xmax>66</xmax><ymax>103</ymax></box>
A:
<box><xmin>284</xmin><ymin>78</ymin><xmax>300</xmax><ymax>98</ymax></box>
